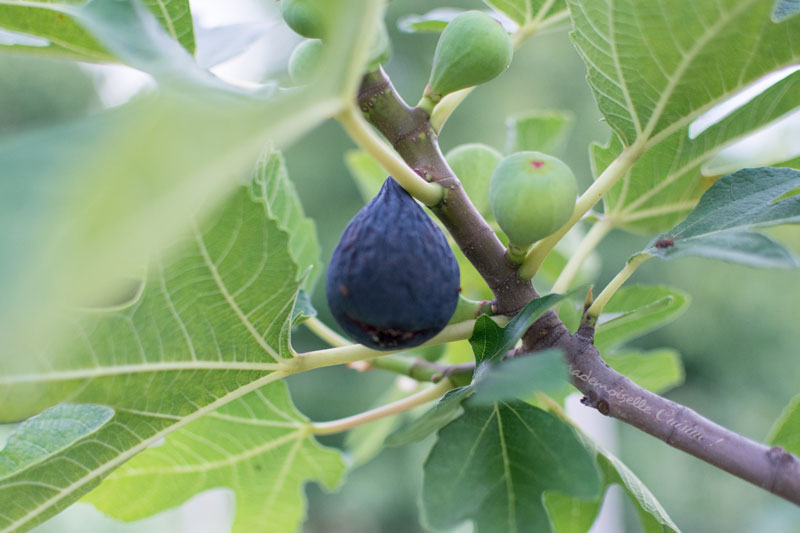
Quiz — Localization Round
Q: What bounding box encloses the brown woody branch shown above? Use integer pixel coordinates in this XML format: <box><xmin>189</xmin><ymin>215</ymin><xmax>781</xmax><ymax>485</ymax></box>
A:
<box><xmin>355</xmin><ymin>67</ymin><xmax>800</xmax><ymax>506</ymax></box>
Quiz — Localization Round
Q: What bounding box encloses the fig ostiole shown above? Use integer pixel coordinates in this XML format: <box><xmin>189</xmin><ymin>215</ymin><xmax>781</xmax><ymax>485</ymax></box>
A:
<box><xmin>280</xmin><ymin>0</ymin><xmax>327</xmax><ymax>39</ymax></box>
<box><xmin>326</xmin><ymin>177</ymin><xmax>460</xmax><ymax>350</ymax></box>
<box><xmin>418</xmin><ymin>10</ymin><xmax>513</xmax><ymax>113</ymax></box>
<box><xmin>288</xmin><ymin>39</ymin><xmax>324</xmax><ymax>85</ymax></box>
<box><xmin>489</xmin><ymin>151</ymin><xmax>578</xmax><ymax>256</ymax></box>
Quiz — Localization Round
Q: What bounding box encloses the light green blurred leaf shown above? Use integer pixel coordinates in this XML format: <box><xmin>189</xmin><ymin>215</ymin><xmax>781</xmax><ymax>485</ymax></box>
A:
<box><xmin>768</xmin><ymin>393</ymin><xmax>800</xmax><ymax>455</ymax></box>
<box><xmin>0</xmin><ymin>0</ymin><xmax>382</xmax><ymax>372</ymax></box>
<box><xmin>505</xmin><ymin>110</ymin><xmax>573</xmax><ymax>155</ymax></box>
<box><xmin>344</xmin><ymin>149</ymin><xmax>386</xmax><ymax>202</ymax></box>
<box><xmin>0</xmin><ymin>177</ymin><xmax>305</xmax><ymax>531</ymax></box>
<box><xmin>0</xmin><ymin>0</ymin><xmax>195</xmax><ymax>61</ymax></box>
<box><xmin>445</xmin><ymin>143</ymin><xmax>501</xmax><ymax>219</ymax></box>
<box><xmin>471</xmin><ymin>349</ymin><xmax>567</xmax><ymax>405</ymax></box>
<box><xmin>643</xmin><ymin>167</ymin><xmax>800</xmax><ymax>267</ymax></box>
<box><xmin>605</xmin><ymin>349</ymin><xmax>684</xmax><ymax>394</ymax></box>
<box><xmin>397</xmin><ymin>8</ymin><xmax>463</xmax><ymax>33</ymax></box>
<box><xmin>422</xmin><ymin>401</ymin><xmax>601</xmax><ymax>532</ymax></box>
<box><xmin>594</xmin><ymin>285</ymin><xmax>690</xmax><ymax>353</ymax></box>
<box><xmin>85</xmin><ymin>382</ymin><xmax>345</xmax><ymax>533</ymax></box>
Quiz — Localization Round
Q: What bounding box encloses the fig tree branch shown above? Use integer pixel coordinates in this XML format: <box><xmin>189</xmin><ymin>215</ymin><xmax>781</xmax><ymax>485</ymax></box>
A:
<box><xmin>355</xmin><ymin>67</ymin><xmax>800</xmax><ymax>507</ymax></box>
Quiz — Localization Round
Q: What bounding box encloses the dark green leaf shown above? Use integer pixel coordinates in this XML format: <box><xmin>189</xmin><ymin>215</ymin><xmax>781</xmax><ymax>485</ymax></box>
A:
<box><xmin>385</xmin><ymin>387</ymin><xmax>472</xmax><ymax>447</ymax></box>
<box><xmin>422</xmin><ymin>402</ymin><xmax>601</xmax><ymax>533</ymax></box>
<box><xmin>470</xmin><ymin>293</ymin><xmax>569</xmax><ymax>364</ymax></box>
<box><xmin>644</xmin><ymin>167</ymin><xmax>800</xmax><ymax>267</ymax></box>
<box><xmin>471</xmin><ymin>349</ymin><xmax>567</xmax><ymax>405</ymax></box>
<box><xmin>594</xmin><ymin>285</ymin><xmax>690</xmax><ymax>352</ymax></box>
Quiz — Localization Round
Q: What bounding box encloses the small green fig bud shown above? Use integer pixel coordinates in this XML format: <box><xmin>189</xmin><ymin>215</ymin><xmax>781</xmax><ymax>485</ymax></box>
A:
<box><xmin>489</xmin><ymin>151</ymin><xmax>577</xmax><ymax>247</ymax></box>
<box><xmin>280</xmin><ymin>0</ymin><xmax>327</xmax><ymax>39</ymax></box>
<box><xmin>424</xmin><ymin>11</ymin><xmax>512</xmax><ymax>106</ymax></box>
<box><xmin>288</xmin><ymin>39</ymin><xmax>324</xmax><ymax>85</ymax></box>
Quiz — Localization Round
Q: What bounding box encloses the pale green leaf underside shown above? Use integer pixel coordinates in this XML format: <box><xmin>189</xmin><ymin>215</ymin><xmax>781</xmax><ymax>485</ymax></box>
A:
<box><xmin>85</xmin><ymin>381</ymin><xmax>345</xmax><ymax>533</ymax></box>
<box><xmin>423</xmin><ymin>402</ymin><xmax>601</xmax><ymax>533</ymax></box>
<box><xmin>0</xmin><ymin>178</ymin><xmax>303</xmax><ymax>532</ymax></box>
<box><xmin>0</xmin><ymin>0</ymin><xmax>195</xmax><ymax>61</ymax></box>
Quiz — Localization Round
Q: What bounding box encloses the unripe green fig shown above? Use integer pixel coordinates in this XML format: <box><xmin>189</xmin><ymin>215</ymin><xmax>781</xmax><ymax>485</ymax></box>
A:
<box><xmin>288</xmin><ymin>39</ymin><xmax>324</xmax><ymax>85</ymax></box>
<box><xmin>423</xmin><ymin>11</ymin><xmax>512</xmax><ymax>106</ymax></box>
<box><xmin>489</xmin><ymin>151</ymin><xmax>577</xmax><ymax>247</ymax></box>
<box><xmin>280</xmin><ymin>0</ymin><xmax>327</xmax><ymax>39</ymax></box>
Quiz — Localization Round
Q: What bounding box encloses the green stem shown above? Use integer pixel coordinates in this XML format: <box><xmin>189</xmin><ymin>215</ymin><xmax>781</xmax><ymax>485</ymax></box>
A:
<box><xmin>287</xmin><ymin>317</ymin><xmax>506</xmax><ymax>374</ymax></box>
<box><xmin>585</xmin><ymin>253</ymin><xmax>652</xmax><ymax>320</ymax></box>
<box><xmin>304</xmin><ymin>317</ymin><xmax>349</xmax><ymax>347</ymax></box>
<box><xmin>550</xmin><ymin>217</ymin><xmax>613</xmax><ymax>293</ymax></box>
<box><xmin>518</xmin><ymin>144</ymin><xmax>643</xmax><ymax>279</ymax></box>
<box><xmin>369</xmin><ymin>354</ymin><xmax>475</xmax><ymax>383</ymax></box>
<box><xmin>335</xmin><ymin>104</ymin><xmax>443</xmax><ymax>206</ymax></box>
<box><xmin>309</xmin><ymin>378</ymin><xmax>455</xmax><ymax>435</ymax></box>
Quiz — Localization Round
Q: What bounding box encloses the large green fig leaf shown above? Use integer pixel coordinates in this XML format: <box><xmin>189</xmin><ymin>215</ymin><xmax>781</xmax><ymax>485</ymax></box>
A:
<box><xmin>85</xmin><ymin>382</ymin><xmax>345</xmax><ymax>533</ymax></box>
<box><xmin>0</xmin><ymin>162</ymin><xmax>319</xmax><ymax>531</ymax></box>
<box><xmin>570</xmin><ymin>0</ymin><xmax>800</xmax><ymax>233</ymax></box>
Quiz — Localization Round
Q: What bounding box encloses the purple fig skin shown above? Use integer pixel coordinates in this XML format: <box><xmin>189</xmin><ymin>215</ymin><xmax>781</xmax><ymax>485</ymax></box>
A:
<box><xmin>326</xmin><ymin>177</ymin><xmax>460</xmax><ymax>350</ymax></box>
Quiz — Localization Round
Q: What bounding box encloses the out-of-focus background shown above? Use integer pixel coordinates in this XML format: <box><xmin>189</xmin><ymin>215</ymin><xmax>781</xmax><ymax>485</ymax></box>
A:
<box><xmin>2</xmin><ymin>0</ymin><xmax>800</xmax><ymax>531</ymax></box>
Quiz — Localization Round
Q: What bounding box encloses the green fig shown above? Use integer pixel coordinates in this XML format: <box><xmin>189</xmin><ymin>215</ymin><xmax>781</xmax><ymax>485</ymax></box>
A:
<box><xmin>489</xmin><ymin>151</ymin><xmax>577</xmax><ymax>248</ymax></box>
<box><xmin>288</xmin><ymin>39</ymin><xmax>324</xmax><ymax>85</ymax></box>
<box><xmin>422</xmin><ymin>11</ymin><xmax>512</xmax><ymax>109</ymax></box>
<box><xmin>280</xmin><ymin>0</ymin><xmax>327</xmax><ymax>39</ymax></box>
